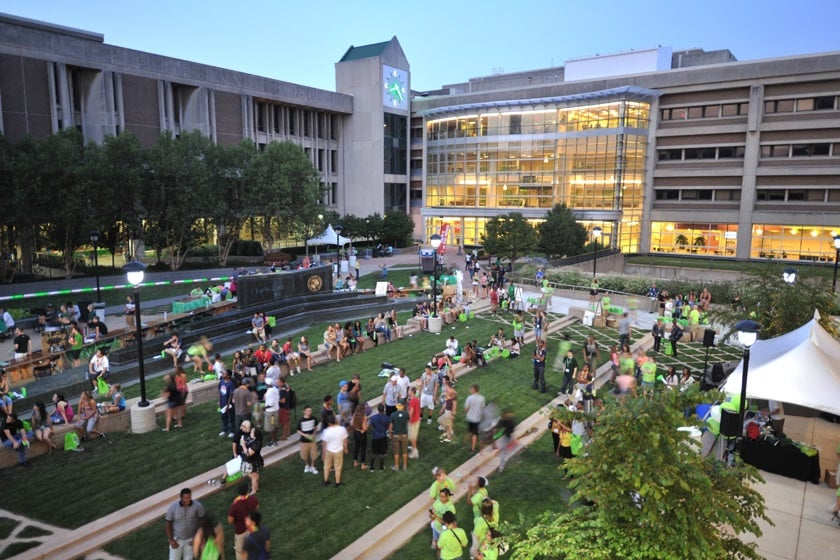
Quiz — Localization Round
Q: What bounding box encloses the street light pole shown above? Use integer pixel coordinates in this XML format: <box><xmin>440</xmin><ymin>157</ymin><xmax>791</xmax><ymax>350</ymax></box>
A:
<box><xmin>124</xmin><ymin>260</ymin><xmax>149</xmax><ymax>407</ymax></box>
<box><xmin>734</xmin><ymin>319</ymin><xmax>761</xmax><ymax>427</ymax></box>
<box><xmin>833</xmin><ymin>235</ymin><xmax>840</xmax><ymax>292</ymax></box>
<box><xmin>335</xmin><ymin>224</ymin><xmax>344</xmax><ymax>275</ymax></box>
<box><xmin>89</xmin><ymin>230</ymin><xmax>101</xmax><ymax>302</ymax></box>
<box><xmin>591</xmin><ymin>226</ymin><xmax>602</xmax><ymax>279</ymax></box>
<box><xmin>430</xmin><ymin>234</ymin><xmax>442</xmax><ymax>318</ymax></box>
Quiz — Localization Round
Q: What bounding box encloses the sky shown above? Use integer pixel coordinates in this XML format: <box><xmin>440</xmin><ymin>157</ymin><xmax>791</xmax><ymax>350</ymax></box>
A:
<box><xmin>3</xmin><ymin>0</ymin><xmax>840</xmax><ymax>92</ymax></box>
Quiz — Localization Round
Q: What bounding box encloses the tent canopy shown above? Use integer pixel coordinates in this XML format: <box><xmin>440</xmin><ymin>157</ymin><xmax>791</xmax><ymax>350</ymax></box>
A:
<box><xmin>307</xmin><ymin>224</ymin><xmax>351</xmax><ymax>247</ymax></box>
<box><xmin>723</xmin><ymin>310</ymin><xmax>840</xmax><ymax>416</ymax></box>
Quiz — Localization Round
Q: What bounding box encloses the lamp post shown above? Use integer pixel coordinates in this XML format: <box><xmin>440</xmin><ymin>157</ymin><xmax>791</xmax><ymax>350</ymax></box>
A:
<box><xmin>734</xmin><ymin>319</ymin><xmax>761</xmax><ymax>427</ymax></box>
<box><xmin>335</xmin><ymin>224</ymin><xmax>344</xmax><ymax>276</ymax></box>
<box><xmin>314</xmin><ymin>214</ymin><xmax>323</xmax><ymax>259</ymax></box>
<box><xmin>782</xmin><ymin>267</ymin><xmax>797</xmax><ymax>285</ymax></box>
<box><xmin>833</xmin><ymin>235</ymin><xmax>840</xmax><ymax>292</ymax></box>
<box><xmin>430</xmin><ymin>234</ymin><xmax>442</xmax><ymax>318</ymax></box>
<box><xmin>591</xmin><ymin>226</ymin><xmax>602</xmax><ymax>278</ymax></box>
<box><xmin>89</xmin><ymin>230</ymin><xmax>101</xmax><ymax>302</ymax></box>
<box><xmin>124</xmin><ymin>260</ymin><xmax>149</xmax><ymax>407</ymax></box>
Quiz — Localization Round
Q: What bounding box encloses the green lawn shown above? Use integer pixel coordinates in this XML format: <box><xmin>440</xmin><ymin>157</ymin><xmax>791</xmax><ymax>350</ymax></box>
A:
<box><xmin>0</xmin><ymin>307</ymin><xmax>743</xmax><ymax>559</ymax></box>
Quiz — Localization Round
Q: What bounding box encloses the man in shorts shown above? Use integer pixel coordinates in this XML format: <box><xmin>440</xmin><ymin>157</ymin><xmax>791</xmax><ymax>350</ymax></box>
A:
<box><xmin>420</xmin><ymin>365</ymin><xmax>439</xmax><ymax>424</ymax></box>
<box><xmin>296</xmin><ymin>406</ymin><xmax>319</xmax><ymax>474</ymax></box>
<box><xmin>263</xmin><ymin>378</ymin><xmax>279</xmax><ymax>445</ymax></box>
<box><xmin>464</xmin><ymin>384</ymin><xmax>486</xmax><ymax>452</ymax></box>
<box><xmin>389</xmin><ymin>400</ymin><xmax>409</xmax><ymax>471</ymax></box>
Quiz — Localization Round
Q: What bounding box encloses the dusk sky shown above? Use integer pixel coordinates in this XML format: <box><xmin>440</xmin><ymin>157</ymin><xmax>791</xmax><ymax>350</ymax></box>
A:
<box><xmin>4</xmin><ymin>0</ymin><xmax>840</xmax><ymax>92</ymax></box>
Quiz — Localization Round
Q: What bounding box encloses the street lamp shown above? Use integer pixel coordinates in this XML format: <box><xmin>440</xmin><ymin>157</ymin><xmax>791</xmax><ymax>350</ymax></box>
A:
<box><xmin>314</xmin><ymin>214</ymin><xmax>324</xmax><ymax>258</ymax></box>
<box><xmin>782</xmin><ymin>267</ymin><xmax>797</xmax><ymax>285</ymax></box>
<box><xmin>89</xmin><ymin>230</ymin><xmax>101</xmax><ymax>302</ymax></box>
<box><xmin>430</xmin><ymin>234</ymin><xmax>442</xmax><ymax>318</ymax></box>
<box><xmin>734</xmin><ymin>319</ymin><xmax>761</xmax><ymax>427</ymax></box>
<box><xmin>833</xmin><ymin>235</ymin><xmax>840</xmax><ymax>292</ymax></box>
<box><xmin>591</xmin><ymin>226</ymin><xmax>602</xmax><ymax>278</ymax></box>
<box><xmin>335</xmin><ymin>224</ymin><xmax>344</xmax><ymax>263</ymax></box>
<box><xmin>123</xmin><ymin>260</ymin><xmax>149</xmax><ymax>407</ymax></box>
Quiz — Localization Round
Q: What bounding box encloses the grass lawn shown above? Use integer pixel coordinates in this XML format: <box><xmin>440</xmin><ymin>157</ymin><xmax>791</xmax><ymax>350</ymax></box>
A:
<box><xmin>0</xmin><ymin>306</ymin><xmax>743</xmax><ymax>559</ymax></box>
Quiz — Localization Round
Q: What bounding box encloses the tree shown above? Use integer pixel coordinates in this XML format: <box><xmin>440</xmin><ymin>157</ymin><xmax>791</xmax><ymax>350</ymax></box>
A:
<box><xmin>708</xmin><ymin>264</ymin><xmax>840</xmax><ymax>339</ymax></box>
<box><xmin>249</xmin><ymin>141</ymin><xmax>323</xmax><ymax>252</ymax></box>
<box><xmin>481</xmin><ymin>212</ymin><xmax>537</xmax><ymax>263</ymax></box>
<box><xmin>142</xmin><ymin>130</ymin><xmax>214</xmax><ymax>270</ymax></box>
<box><xmin>538</xmin><ymin>203</ymin><xmax>588</xmax><ymax>259</ymax></box>
<box><xmin>206</xmin><ymin>139</ymin><xmax>258</xmax><ymax>266</ymax></box>
<box><xmin>510</xmin><ymin>388</ymin><xmax>769</xmax><ymax>560</ymax></box>
<box><xmin>382</xmin><ymin>211</ymin><xmax>415</xmax><ymax>248</ymax></box>
<box><xmin>38</xmin><ymin>129</ymin><xmax>91</xmax><ymax>278</ymax></box>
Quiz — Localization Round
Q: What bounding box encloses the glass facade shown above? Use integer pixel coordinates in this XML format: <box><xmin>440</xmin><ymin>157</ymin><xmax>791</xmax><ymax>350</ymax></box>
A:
<box><xmin>650</xmin><ymin>222</ymin><xmax>738</xmax><ymax>256</ymax></box>
<box><xmin>424</xmin><ymin>95</ymin><xmax>650</xmax><ymax>252</ymax></box>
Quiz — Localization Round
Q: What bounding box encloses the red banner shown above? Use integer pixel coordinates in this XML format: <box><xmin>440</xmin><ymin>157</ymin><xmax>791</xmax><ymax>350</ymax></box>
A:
<box><xmin>438</xmin><ymin>223</ymin><xmax>449</xmax><ymax>255</ymax></box>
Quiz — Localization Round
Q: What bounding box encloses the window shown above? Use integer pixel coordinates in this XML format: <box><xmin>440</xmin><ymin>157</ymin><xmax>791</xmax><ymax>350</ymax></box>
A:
<box><xmin>700</xmin><ymin>147</ymin><xmax>716</xmax><ymax>159</ymax></box>
<box><xmin>687</xmin><ymin>107</ymin><xmax>703</xmax><ymax>119</ymax></box>
<box><xmin>384</xmin><ymin>113</ymin><xmax>407</xmax><ymax>174</ymax></box>
<box><xmin>703</xmin><ymin>105</ymin><xmax>721</xmax><ymax>118</ymax></box>
<box><xmin>815</xmin><ymin>96</ymin><xmax>836</xmax><ymax>110</ymax></box>
<box><xmin>715</xmin><ymin>190</ymin><xmax>741</xmax><ymax>201</ymax></box>
<box><xmin>756</xmin><ymin>190</ymin><xmax>785</xmax><ymax>201</ymax></box>
<box><xmin>765</xmin><ymin>99</ymin><xmax>795</xmax><ymax>113</ymax></box>
<box><xmin>813</xmin><ymin>143</ymin><xmax>830</xmax><ymax>156</ymax></box>
<box><xmin>655</xmin><ymin>189</ymin><xmax>679</xmax><ymax>200</ymax></box>
<box><xmin>796</xmin><ymin>98</ymin><xmax>814</xmax><ymax>112</ymax></box>
<box><xmin>787</xmin><ymin>190</ymin><xmax>805</xmax><ymax>201</ymax></box>
<box><xmin>384</xmin><ymin>182</ymin><xmax>406</xmax><ymax>212</ymax></box>
<box><xmin>681</xmin><ymin>189</ymin><xmax>713</xmax><ymax>200</ymax></box>
<box><xmin>683</xmin><ymin>148</ymin><xmax>701</xmax><ymax>160</ymax></box>
<box><xmin>722</xmin><ymin>103</ymin><xmax>744</xmax><ymax>116</ymax></box>
<box><xmin>658</xmin><ymin>149</ymin><xmax>682</xmax><ymax>161</ymax></box>
<box><xmin>718</xmin><ymin>146</ymin><xmax>736</xmax><ymax>158</ymax></box>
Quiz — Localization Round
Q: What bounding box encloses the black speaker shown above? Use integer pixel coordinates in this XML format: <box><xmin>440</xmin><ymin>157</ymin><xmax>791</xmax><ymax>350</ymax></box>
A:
<box><xmin>420</xmin><ymin>255</ymin><xmax>435</xmax><ymax>274</ymax></box>
<box><xmin>711</xmin><ymin>363</ymin><xmax>725</xmax><ymax>383</ymax></box>
<box><xmin>720</xmin><ymin>409</ymin><xmax>741</xmax><ymax>438</ymax></box>
<box><xmin>703</xmin><ymin>329</ymin><xmax>716</xmax><ymax>348</ymax></box>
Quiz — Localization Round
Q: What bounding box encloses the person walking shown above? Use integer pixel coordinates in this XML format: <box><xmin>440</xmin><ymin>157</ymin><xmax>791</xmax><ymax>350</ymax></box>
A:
<box><xmin>389</xmin><ymin>400</ymin><xmax>409</xmax><ymax>471</ymax></box>
<box><xmin>164</xmin><ymin>488</ymin><xmax>205</xmax><ymax>560</ymax></box>
<box><xmin>407</xmin><ymin>386</ymin><xmax>421</xmax><ymax>459</ymax></box>
<box><xmin>464</xmin><ymin>384</ymin><xmax>486</xmax><ymax>453</ymax></box>
<box><xmin>296</xmin><ymin>406</ymin><xmax>319</xmax><ymax>475</ymax></box>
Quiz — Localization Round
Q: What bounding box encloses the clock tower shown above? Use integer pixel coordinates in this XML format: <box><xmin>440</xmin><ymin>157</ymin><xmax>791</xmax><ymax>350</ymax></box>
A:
<box><xmin>336</xmin><ymin>37</ymin><xmax>410</xmax><ymax>220</ymax></box>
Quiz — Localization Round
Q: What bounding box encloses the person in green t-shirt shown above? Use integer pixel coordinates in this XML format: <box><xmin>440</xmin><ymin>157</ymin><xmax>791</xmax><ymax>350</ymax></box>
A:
<box><xmin>640</xmin><ymin>353</ymin><xmax>657</xmax><ymax>395</ymax></box>
<box><xmin>438</xmin><ymin>511</ymin><xmax>468</xmax><ymax>560</ymax></box>
<box><xmin>429</xmin><ymin>488</ymin><xmax>456</xmax><ymax>550</ymax></box>
<box><xmin>389</xmin><ymin>401</ymin><xmax>409</xmax><ymax>471</ymax></box>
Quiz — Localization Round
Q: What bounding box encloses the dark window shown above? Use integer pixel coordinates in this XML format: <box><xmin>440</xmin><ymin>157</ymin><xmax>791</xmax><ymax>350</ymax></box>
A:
<box><xmin>700</xmin><ymin>147</ymin><xmax>716</xmax><ymax>159</ymax></box>
<box><xmin>288</xmin><ymin>109</ymin><xmax>296</xmax><ymax>135</ymax></box>
<box><xmin>655</xmin><ymin>189</ymin><xmax>679</xmax><ymax>200</ymax></box>
<box><xmin>787</xmin><ymin>190</ymin><xmax>805</xmax><ymax>201</ymax></box>
<box><xmin>304</xmin><ymin>111</ymin><xmax>312</xmax><ymax>137</ymax></box>
<box><xmin>658</xmin><ymin>149</ymin><xmax>682</xmax><ymax>161</ymax></box>
<box><xmin>792</xmin><ymin>144</ymin><xmax>809</xmax><ymax>156</ymax></box>
<box><xmin>681</xmin><ymin>190</ymin><xmax>713</xmax><ymax>200</ymax></box>
<box><xmin>384</xmin><ymin>182</ymin><xmax>407</xmax><ymax>212</ymax></box>
<box><xmin>509</xmin><ymin>114</ymin><xmax>521</xmax><ymax>134</ymax></box>
<box><xmin>683</xmin><ymin>148</ymin><xmax>701</xmax><ymax>159</ymax></box>
<box><xmin>384</xmin><ymin>113</ymin><xmax>408</xmax><ymax>174</ymax></box>
<box><xmin>815</xmin><ymin>96</ymin><xmax>835</xmax><ymax>110</ymax></box>
<box><xmin>718</xmin><ymin>146</ymin><xmax>736</xmax><ymax>158</ymax></box>
<box><xmin>756</xmin><ymin>190</ymin><xmax>785</xmax><ymax>201</ymax></box>
<box><xmin>813</xmin><ymin>143</ymin><xmax>830</xmax><ymax>156</ymax></box>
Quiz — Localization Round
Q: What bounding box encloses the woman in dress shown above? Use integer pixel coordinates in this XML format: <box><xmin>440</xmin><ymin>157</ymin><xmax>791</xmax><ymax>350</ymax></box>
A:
<box><xmin>75</xmin><ymin>390</ymin><xmax>103</xmax><ymax>440</ymax></box>
<box><xmin>31</xmin><ymin>401</ymin><xmax>57</xmax><ymax>452</ymax></box>
<box><xmin>298</xmin><ymin>336</ymin><xmax>313</xmax><ymax>371</ymax></box>
<box><xmin>324</xmin><ymin>325</ymin><xmax>339</xmax><ymax>362</ymax></box>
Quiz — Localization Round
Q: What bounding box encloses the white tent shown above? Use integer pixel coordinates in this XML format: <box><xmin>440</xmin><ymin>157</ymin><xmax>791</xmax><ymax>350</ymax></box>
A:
<box><xmin>723</xmin><ymin>311</ymin><xmax>840</xmax><ymax>416</ymax></box>
<box><xmin>306</xmin><ymin>224</ymin><xmax>351</xmax><ymax>248</ymax></box>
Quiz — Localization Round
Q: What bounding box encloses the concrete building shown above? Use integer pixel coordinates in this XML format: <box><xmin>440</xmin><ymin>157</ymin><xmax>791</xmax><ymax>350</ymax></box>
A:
<box><xmin>413</xmin><ymin>47</ymin><xmax>840</xmax><ymax>261</ymax></box>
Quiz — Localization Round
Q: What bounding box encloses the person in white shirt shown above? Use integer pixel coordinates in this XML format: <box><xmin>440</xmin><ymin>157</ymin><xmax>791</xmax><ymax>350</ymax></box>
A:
<box><xmin>2</xmin><ymin>308</ymin><xmax>15</xmax><ymax>331</ymax></box>
<box><xmin>263</xmin><ymin>378</ymin><xmax>280</xmax><ymax>445</ymax></box>
<box><xmin>768</xmin><ymin>400</ymin><xmax>785</xmax><ymax>436</ymax></box>
<box><xmin>443</xmin><ymin>336</ymin><xmax>459</xmax><ymax>357</ymax></box>
<box><xmin>264</xmin><ymin>359</ymin><xmax>282</xmax><ymax>386</ymax></box>
<box><xmin>212</xmin><ymin>354</ymin><xmax>226</xmax><ymax>379</ymax></box>
<box><xmin>321</xmin><ymin>414</ymin><xmax>348</xmax><ymax>487</ymax></box>
<box><xmin>88</xmin><ymin>348</ymin><xmax>110</xmax><ymax>392</ymax></box>
<box><xmin>396</xmin><ymin>368</ymin><xmax>411</xmax><ymax>401</ymax></box>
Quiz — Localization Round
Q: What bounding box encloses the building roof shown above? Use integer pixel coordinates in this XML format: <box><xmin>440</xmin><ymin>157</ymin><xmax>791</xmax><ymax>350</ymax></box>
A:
<box><xmin>339</xmin><ymin>41</ymin><xmax>390</xmax><ymax>62</ymax></box>
<box><xmin>417</xmin><ymin>85</ymin><xmax>660</xmax><ymax>117</ymax></box>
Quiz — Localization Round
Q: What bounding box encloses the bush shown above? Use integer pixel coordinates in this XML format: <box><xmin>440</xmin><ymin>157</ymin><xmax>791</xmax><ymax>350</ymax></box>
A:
<box><xmin>186</xmin><ymin>244</ymin><xmax>217</xmax><ymax>258</ymax></box>
<box><xmin>229</xmin><ymin>240</ymin><xmax>263</xmax><ymax>257</ymax></box>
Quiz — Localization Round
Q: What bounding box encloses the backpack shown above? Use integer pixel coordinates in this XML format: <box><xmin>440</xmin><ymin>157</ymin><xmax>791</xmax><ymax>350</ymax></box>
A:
<box><xmin>745</xmin><ymin>421</ymin><xmax>760</xmax><ymax>440</ymax></box>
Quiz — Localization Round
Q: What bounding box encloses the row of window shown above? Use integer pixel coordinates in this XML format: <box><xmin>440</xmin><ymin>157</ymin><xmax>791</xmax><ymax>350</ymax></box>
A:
<box><xmin>764</xmin><ymin>96</ymin><xmax>838</xmax><ymax>114</ymax></box>
<box><xmin>654</xmin><ymin>188</ymin><xmax>840</xmax><ymax>203</ymax></box>
<box><xmin>660</xmin><ymin>102</ymin><xmax>748</xmax><ymax>121</ymax></box>
<box><xmin>659</xmin><ymin>94</ymin><xmax>840</xmax><ymax>122</ymax></box>
<box><xmin>654</xmin><ymin>189</ymin><xmax>741</xmax><ymax>202</ymax></box>
<box><xmin>760</xmin><ymin>143</ymin><xmax>840</xmax><ymax>158</ymax></box>
<box><xmin>657</xmin><ymin>146</ymin><xmax>745</xmax><ymax>161</ymax></box>
<box><xmin>254</xmin><ymin>102</ymin><xmax>339</xmax><ymax>140</ymax></box>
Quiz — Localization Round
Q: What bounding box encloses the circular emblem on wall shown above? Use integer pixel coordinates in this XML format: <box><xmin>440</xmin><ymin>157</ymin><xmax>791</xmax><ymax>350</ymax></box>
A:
<box><xmin>307</xmin><ymin>275</ymin><xmax>323</xmax><ymax>293</ymax></box>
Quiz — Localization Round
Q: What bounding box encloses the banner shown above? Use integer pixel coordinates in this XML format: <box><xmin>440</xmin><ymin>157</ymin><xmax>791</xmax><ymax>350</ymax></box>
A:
<box><xmin>438</xmin><ymin>223</ymin><xmax>449</xmax><ymax>255</ymax></box>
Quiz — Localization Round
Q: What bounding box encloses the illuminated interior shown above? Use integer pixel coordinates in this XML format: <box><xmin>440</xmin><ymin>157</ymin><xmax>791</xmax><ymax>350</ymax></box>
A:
<box><xmin>425</xmin><ymin>98</ymin><xmax>649</xmax><ymax>252</ymax></box>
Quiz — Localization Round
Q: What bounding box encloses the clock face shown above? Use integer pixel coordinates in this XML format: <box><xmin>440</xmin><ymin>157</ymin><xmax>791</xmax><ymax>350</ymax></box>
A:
<box><xmin>383</xmin><ymin>65</ymin><xmax>408</xmax><ymax>110</ymax></box>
